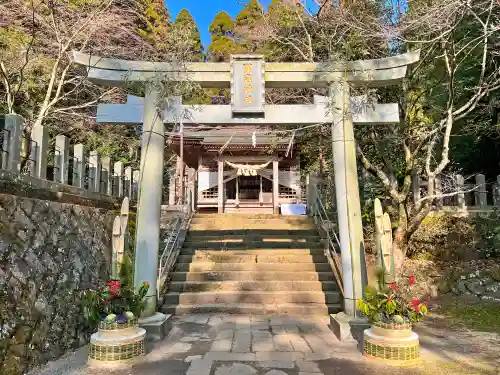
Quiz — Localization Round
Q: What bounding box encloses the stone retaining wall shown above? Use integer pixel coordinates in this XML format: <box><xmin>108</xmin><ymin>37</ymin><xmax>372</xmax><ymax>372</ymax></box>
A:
<box><xmin>0</xmin><ymin>193</ymin><xmax>115</xmax><ymax>375</ymax></box>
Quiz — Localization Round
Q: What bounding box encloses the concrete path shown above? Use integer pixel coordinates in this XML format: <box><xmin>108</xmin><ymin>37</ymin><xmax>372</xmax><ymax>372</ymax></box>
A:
<box><xmin>29</xmin><ymin>315</ymin><xmax>361</xmax><ymax>375</ymax></box>
<box><xmin>29</xmin><ymin>314</ymin><xmax>498</xmax><ymax>375</ymax></box>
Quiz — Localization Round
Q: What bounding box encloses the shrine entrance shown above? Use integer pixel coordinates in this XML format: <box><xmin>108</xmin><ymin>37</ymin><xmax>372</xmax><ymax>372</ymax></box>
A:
<box><xmin>74</xmin><ymin>50</ymin><xmax>420</xmax><ymax>319</ymax></box>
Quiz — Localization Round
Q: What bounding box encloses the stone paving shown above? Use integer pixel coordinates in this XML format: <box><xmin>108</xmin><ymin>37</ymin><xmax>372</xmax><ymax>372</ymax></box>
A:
<box><xmin>29</xmin><ymin>314</ymin><xmax>362</xmax><ymax>375</ymax></box>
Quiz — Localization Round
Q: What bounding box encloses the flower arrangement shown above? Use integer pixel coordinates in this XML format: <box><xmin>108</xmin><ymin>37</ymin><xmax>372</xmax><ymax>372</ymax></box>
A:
<box><xmin>82</xmin><ymin>279</ymin><xmax>150</xmax><ymax>326</ymax></box>
<box><xmin>357</xmin><ymin>274</ymin><xmax>429</xmax><ymax>325</ymax></box>
<box><xmin>82</xmin><ymin>257</ymin><xmax>150</xmax><ymax>327</ymax></box>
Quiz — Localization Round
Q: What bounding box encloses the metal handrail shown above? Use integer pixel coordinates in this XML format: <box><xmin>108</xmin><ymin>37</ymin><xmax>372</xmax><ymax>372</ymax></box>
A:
<box><xmin>157</xmin><ymin>192</ymin><xmax>194</xmax><ymax>298</ymax></box>
<box><xmin>310</xmin><ymin>185</ymin><xmax>344</xmax><ymax>296</ymax></box>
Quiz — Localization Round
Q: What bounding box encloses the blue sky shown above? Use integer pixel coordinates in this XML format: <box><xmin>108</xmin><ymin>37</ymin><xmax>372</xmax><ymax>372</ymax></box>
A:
<box><xmin>166</xmin><ymin>0</ymin><xmax>272</xmax><ymax>50</ymax></box>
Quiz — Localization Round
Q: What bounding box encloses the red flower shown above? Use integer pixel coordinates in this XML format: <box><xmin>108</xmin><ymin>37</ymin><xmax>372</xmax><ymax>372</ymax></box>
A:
<box><xmin>107</xmin><ymin>281</ymin><xmax>121</xmax><ymax>288</ymax></box>
<box><xmin>408</xmin><ymin>274</ymin><xmax>416</xmax><ymax>286</ymax></box>
<box><xmin>107</xmin><ymin>281</ymin><xmax>121</xmax><ymax>296</ymax></box>
<box><xmin>411</xmin><ymin>298</ymin><xmax>420</xmax><ymax>312</ymax></box>
<box><xmin>389</xmin><ymin>282</ymin><xmax>397</xmax><ymax>290</ymax></box>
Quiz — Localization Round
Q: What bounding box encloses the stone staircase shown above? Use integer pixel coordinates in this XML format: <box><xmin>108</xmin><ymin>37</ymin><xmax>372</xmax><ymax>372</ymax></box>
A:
<box><xmin>161</xmin><ymin>214</ymin><xmax>342</xmax><ymax>316</ymax></box>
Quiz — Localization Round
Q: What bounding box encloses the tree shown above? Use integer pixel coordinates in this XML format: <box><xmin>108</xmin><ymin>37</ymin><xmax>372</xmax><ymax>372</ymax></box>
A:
<box><xmin>353</xmin><ymin>0</ymin><xmax>500</xmax><ymax>269</ymax></box>
<box><xmin>136</xmin><ymin>0</ymin><xmax>172</xmax><ymax>58</ymax></box>
<box><xmin>234</xmin><ymin>0</ymin><xmax>264</xmax><ymax>51</ymax></box>
<box><xmin>246</xmin><ymin>0</ymin><xmax>500</xmax><ymax>271</ymax></box>
<box><xmin>207</xmin><ymin>11</ymin><xmax>240</xmax><ymax>62</ymax></box>
<box><xmin>173</xmin><ymin>9</ymin><xmax>203</xmax><ymax>62</ymax></box>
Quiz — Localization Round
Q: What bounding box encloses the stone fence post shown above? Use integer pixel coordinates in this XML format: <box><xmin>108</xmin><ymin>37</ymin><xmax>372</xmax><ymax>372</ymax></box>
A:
<box><xmin>113</xmin><ymin>161</ymin><xmax>124</xmax><ymax>197</ymax></box>
<box><xmin>475</xmin><ymin>174</ymin><xmax>487</xmax><ymax>215</ymax></box>
<box><xmin>411</xmin><ymin>172</ymin><xmax>421</xmax><ymax>209</ymax></box>
<box><xmin>494</xmin><ymin>175</ymin><xmax>500</xmax><ymax>208</ymax></box>
<box><xmin>124</xmin><ymin>166</ymin><xmax>133</xmax><ymax>198</ymax></box>
<box><xmin>435</xmin><ymin>176</ymin><xmax>443</xmax><ymax>209</ymax></box>
<box><xmin>101</xmin><ymin>156</ymin><xmax>112</xmax><ymax>195</ymax></box>
<box><xmin>89</xmin><ymin>151</ymin><xmax>101</xmax><ymax>193</ymax></box>
<box><xmin>3</xmin><ymin>114</ymin><xmax>23</xmax><ymax>173</ymax></box>
<box><xmin>73</xmin><ymin>144</ymin><xmax>86</xmax><ymax>188</ymax></box>
<box><xmin>455</xmin><ymin>174</ymin><xmax>466</xmax><ymax>211</ymax></box>
<box><xmin>132</xmin><ymin>170</ymin><xmax>140</xmax><ymax>201</ymax></box>
<box><xmin>31</xmin><ymin>125</ymin><xmax>49</xmax><ymax>179</ymax></box>
<box><xmin>55</xmin><ymin>135</ymin><xmax>70</xmax><ymax>184</ymax></box>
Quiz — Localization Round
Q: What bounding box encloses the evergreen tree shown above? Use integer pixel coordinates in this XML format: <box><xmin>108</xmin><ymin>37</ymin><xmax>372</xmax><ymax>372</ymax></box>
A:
<box><xmin>136</xmin><ymin>0</ymin><xmax>171</xmax><ymax>56</ymax></box>
<box><xmin>208</xmin><ymin>11</ymin><xmax>240</xmax><ymax>62</ymax></box>
<box><xmin>173</xmin><ymin>9</ymin><xmax>204</xmax><ymax>61</ymax></box>
<box><xmin>234</xmin><ymin>0</ymin><xmax>264</xmax><ymax>52</ymax></box>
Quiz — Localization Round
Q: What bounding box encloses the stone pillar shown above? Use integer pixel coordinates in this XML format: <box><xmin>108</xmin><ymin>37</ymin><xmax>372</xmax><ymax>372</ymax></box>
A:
<box><xmin>218</xmin><ymin>159</ymin><xmax>224</xmax><ymax>214</ymax></box>
<box><xmin>55</xmin><ymin>135</ymin><xmax>70</xmax><ymax>184</ymax></box>
<box><xmin>89</xmin><ymin>151</ymin><xmax>101</xmax><ymax>193</ymax></box>
<box><xmin>475</xmin><ymin>174</ymin><xmax>487</xmax><ymax>215</ymax></box>
<box><xmin>113</xmin><ymin>161</ymin><xmax>124</xmax><ymax>197</ymax></box>
<box><xmin>101</xmin><ymin>156</ymin><xmax>112</xmax><ymax>195</ymax></box>
<box><xmin>3</xmin><ymin>114</ymin><xmax>23</xmax><ymax>173</ymax></box>
<box><xmin>329</xmin><ymin>81</ymin><xmax>367</xmax><ymax>317</ymax></box>
<box><xmin>456</xmin><ymin>174</ymin><xmax>466</xmax><ymax>211</ymax></box>
<box><xmin>132</xmin><ymin>170</ymin><xmax>140</xmax><ymax>201</ymax></box>
<box><xmin>133</xmin><ymin>85</ymin><xmax>165</xmax><ymax>318</ymax></box>
<box><xmin>31</xmin><ymin>125</ymin><xmax>48</xmax><ymax>179</ymax></box>
<box><xmin>273</xmin><ymin>159</ymin><xmax>279</xmax><ymax>214</ymax></box>
<box><xmin>73</xmin><ymin>144</ymin><xmax>86</xmax><ymax>188</ymax></box>
<box><xmin>124</xmin><ymin>166</ymin><xmax>133</xmax><ymax>198</ymax></box>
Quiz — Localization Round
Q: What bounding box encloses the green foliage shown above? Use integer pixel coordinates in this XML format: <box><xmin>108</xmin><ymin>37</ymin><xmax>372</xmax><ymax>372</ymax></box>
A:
<box><xmin>81</xmin><ymin>277</ymin><xmax>150</xmax><ymax>328</ymax></box>
<box><xmin>209</xmin><ymin>11</ymin><xmax>234</xmax><ymax>38</ymax></box>
<box><xmin>173</xmin><ymin>9</ymin><xmax>203</xmax><ymax>61</ymax></box>
<box><xmin>474</xmin><ymin>209</ymin><xmax>500</xmax><ymax>259</ymax></box>
<box><xmin>136</xmin><ymin>0</ymin><xmax>171</xmax><ymax>52</ymax></box>
<box><xmin>358</xmin><ymin>276</ymin><xmax>428</xmax><ymax>324</ymax></box>
<box><xmin>235</xmin><ymin>0</ymin><xmax>263</xmax><ymax>29</ymax></box>
<box><xmin>208</xmin><ymin>36</ymin><xmax>241</xmax><ymax>62</ymax></box>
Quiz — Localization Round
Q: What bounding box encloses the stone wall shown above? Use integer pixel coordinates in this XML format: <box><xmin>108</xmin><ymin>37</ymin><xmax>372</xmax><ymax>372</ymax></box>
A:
<box><xmin>0</xmin><ymin>193</ymin><xmax>115</xmax><ymax>375</ymax></box>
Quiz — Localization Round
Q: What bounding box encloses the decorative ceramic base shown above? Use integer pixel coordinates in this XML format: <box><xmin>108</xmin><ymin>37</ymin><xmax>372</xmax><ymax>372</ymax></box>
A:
<box><xmin>363</xmin><ymin>323</ymin><xmax>420</xmax><ymax>365</ymax></box>
<box><xmin>88</xmin><ymin>323</ymin><xmax>146</xmax><ymax>368</ymax></box>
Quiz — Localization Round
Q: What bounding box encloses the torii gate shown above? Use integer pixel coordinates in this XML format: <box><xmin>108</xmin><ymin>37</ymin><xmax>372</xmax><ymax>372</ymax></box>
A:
<box><xmin>74</xmin><ymin>51</ymin><xmax>420</xmax><ymax>329</ymax></box>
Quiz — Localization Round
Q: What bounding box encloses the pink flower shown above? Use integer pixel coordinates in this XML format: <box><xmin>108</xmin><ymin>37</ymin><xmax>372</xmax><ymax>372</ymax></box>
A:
<box><xmin>389</xmin><ymin>282</ymin><xmax>397</xmax><ymax>290</ymax></box>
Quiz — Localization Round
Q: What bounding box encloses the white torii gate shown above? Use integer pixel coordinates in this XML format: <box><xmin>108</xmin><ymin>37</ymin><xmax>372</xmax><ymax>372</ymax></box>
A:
<box><xmin>73</xmin><ymin>51</ymin><xmax>420</xmax><ymax>332</ymax></box>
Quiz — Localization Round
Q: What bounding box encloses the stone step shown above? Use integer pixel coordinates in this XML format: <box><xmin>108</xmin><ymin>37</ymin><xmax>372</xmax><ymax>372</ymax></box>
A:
<box><xmin>189</xmin><ymin>223</ymin><xmax>315</xmax><ymax>231</ymax></box>
<box><xmin>169</xmin><ymin>271</ymin><xmax>335</xmax><ymax>282</ymax></box>
<box><xmin>181</xmin><ymin>241</ymin><xmax>324</xmax><ymax>250</ymax></box>
<box><xmin>163</xmin><ymin>290</ymin><xmax>342</xmax><ymax>305</ymax></box>
<box><xmin>186</xmin><ymin>229</ymin><xmax>318</xmax><ymax>237</ymax></box>
<box><xmin>166</xmin><ymin>280</ymin><xmax>338</xmax><ymax>293</ymax></box>
<box><xmin>192</xmin><ymin>214</ymin><xmax>312</xmax><ymax>222</ymax></box>
<box><xmin>174</xmin><ymin>262</ymin><xmax>333</xmax><ymax>272</ymax></box>
<box><xmin>179</xmin><ymin>249</ymin><xmax>325</xmax><ymax>256</ymax></box>
<box><xmin>161</xmin><ymin>303</ymin><xmax>342</xmax><ymax>316</ymax></box>
<box><xmin>177</xmin><ymin>253</ymin><xmax>328</xmax><ymax>264</ymax></box>
<box><xmin>184</xmin><ymin>234</ymin><xmax>320</xmax><ymax>243</ymax></box>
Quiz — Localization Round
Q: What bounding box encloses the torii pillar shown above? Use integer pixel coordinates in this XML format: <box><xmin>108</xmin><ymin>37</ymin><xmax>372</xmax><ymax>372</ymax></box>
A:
<box><xmin>132</xmin><ymin>85</ymin><xmax>170</xmax><ymax>339</ymax></box>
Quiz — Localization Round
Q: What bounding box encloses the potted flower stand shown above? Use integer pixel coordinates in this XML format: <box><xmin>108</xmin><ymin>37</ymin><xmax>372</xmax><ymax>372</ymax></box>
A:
<box><xmin>88</xmin><ymin>318</ymin><xmax>146</xmax><ymax>368</ymax></box>
<box><xmin>363</xmin><ymin>321</ymin><xmax>420</xmax><ymax>365</ymax></box>
<box><xmin>358</xmin><ymin>274</ymin><xmax>428</xmax><ymax>366</ymax></box>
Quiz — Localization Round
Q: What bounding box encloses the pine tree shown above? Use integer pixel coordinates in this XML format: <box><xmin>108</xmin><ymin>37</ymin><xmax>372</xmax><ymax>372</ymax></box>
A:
<box><xmin>173</xmin><ymin>9</ymin><xmax>204</xmax><ymax>61</ymax></box>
